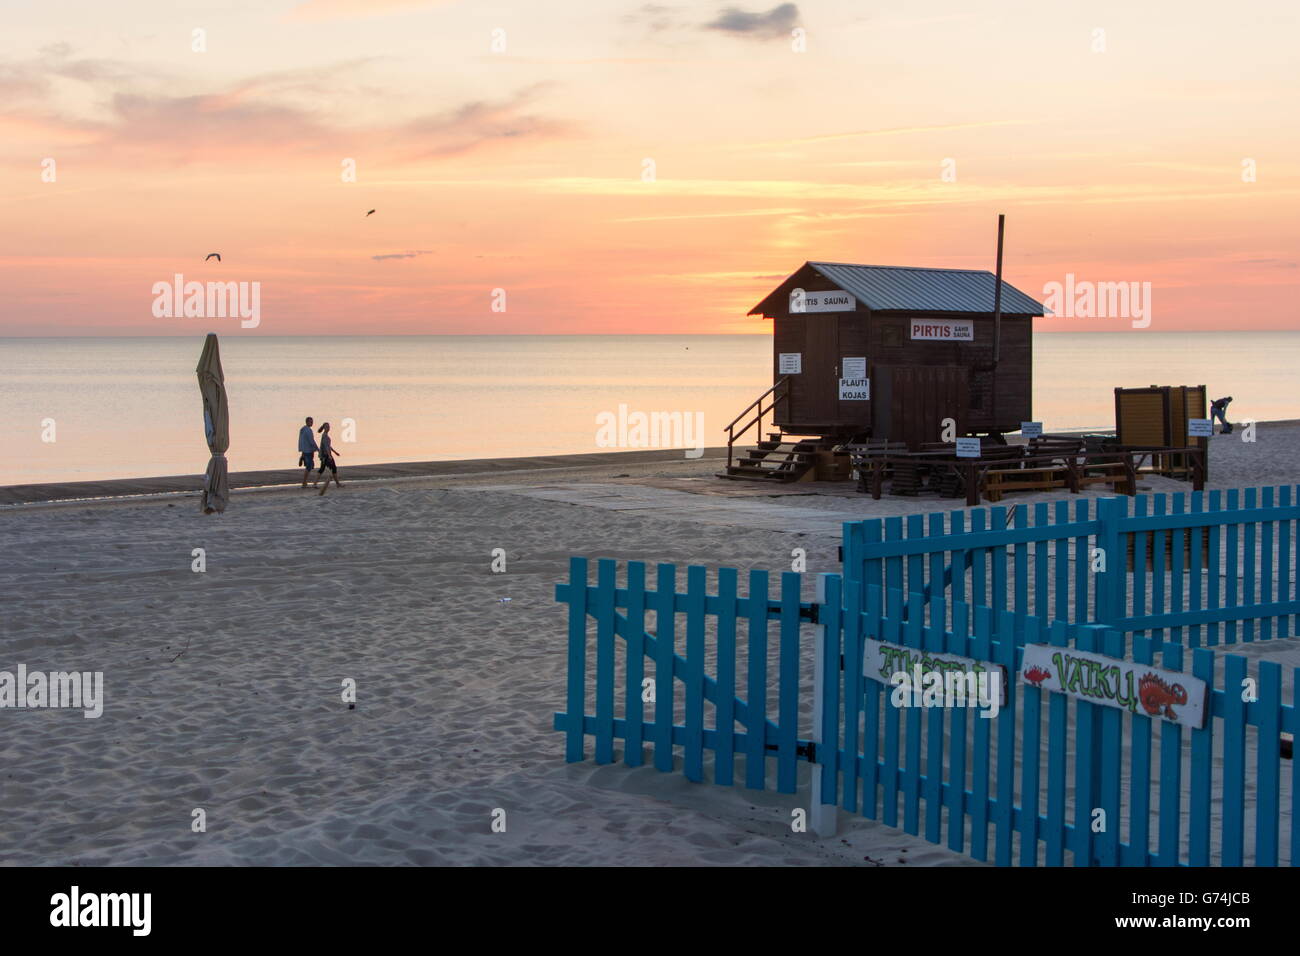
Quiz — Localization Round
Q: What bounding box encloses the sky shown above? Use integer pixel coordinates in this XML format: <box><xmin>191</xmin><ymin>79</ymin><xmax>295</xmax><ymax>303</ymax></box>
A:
<box><xmin>1</xmin><ymin>0</ymin><xmax>1297</xmax><ymax>335</ymax></box>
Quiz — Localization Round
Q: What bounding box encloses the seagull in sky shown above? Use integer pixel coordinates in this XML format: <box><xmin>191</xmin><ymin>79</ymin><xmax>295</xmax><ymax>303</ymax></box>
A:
<box><xmin>204</xmin><ymin>252</ymin><xmax>221</xmax><ymax>262</ymax></box>
<box><xmin>366</xmin><ymin>209</ymin><xmax>376</xmax><ymax>217</ymax></box>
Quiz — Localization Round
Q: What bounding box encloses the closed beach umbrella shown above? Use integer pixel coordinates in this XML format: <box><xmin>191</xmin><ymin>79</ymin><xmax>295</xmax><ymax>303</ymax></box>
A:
<box><xmin>196</xmin><ymin>333</ymin><xmax>230</xmax><ymax>514</ymax></box>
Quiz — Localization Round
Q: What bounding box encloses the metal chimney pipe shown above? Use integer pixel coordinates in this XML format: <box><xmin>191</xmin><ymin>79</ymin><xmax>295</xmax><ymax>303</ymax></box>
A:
<box><xmin>992</xmin><ymin>213</ymin><xmax>1005</xmax><ymax>364</ymax></box>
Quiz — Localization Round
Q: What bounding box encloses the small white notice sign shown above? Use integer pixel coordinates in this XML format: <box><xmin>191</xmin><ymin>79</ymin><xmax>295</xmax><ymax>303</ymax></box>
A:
<box><xmin>955</xmin><ymin>437</ymin><xmax>981</xmax><ymax>458</ymax></box>
<box><xmin>1020</xmin><ymin>643</ymin><xmax>1209</xmax><ymax>729</ymax></box>
<box><xmin>791</xmin><ymin>288</ymin><xmax>856</xmax><ymax>313</ymax></box>
<box><xmin>842</xmin><ymin>357</ymin><xmax>867</xmax><ymax>379</ymax></box>
<box><xmin>778</xmin><ymin>353</ymin><xmax>802</xmax><ymax>374</ymax></box>
<box><xmin>839</xmin><ymin>378</ymin><xmax>869</xmax><ymax>401</ymax></box>
<box><xmin>1188</xmin><ymin>418</ymin><xmax>1212</xmax><ymax>437</ymax></box>
<box><xmin>1020</xmin><ymin>422</ymin><xmax>1043</xmax><ymax>438</ymax></box>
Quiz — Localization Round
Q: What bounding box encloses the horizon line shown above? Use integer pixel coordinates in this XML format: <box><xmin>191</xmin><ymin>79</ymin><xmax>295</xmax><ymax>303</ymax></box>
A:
<box><xmin>1</xmin><ymin>329</ymin><xmax>1293</xmax><ymax>339</ymax></box>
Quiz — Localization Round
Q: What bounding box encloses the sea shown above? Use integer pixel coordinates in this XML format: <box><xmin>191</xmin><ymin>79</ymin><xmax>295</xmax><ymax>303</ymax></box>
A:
<box><xmin>2</xmin><ymin>333</ymin><xmax>1296</xmax><ymax>486</ymax></box>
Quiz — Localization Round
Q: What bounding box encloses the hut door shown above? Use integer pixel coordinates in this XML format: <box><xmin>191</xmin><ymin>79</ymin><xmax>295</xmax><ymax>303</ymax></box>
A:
<box><xmin>803</xmin><ymin>317</ymin><xmax>839</xmax><ymax>423</ymax></box>
<box><xmin>879</xmin><ymin>365</ymin><xmax>968</xmax><ymax>448</ymax></box>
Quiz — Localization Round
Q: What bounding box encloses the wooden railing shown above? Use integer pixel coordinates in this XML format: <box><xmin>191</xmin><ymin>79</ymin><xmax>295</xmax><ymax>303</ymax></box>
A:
<box><xmin>724</xmin><ymin>376</ymin><xmax>790</xmax><ymax>471</ymax></box>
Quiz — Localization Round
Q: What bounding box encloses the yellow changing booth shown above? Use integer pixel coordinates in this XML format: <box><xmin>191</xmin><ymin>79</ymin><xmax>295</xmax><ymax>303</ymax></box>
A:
<box><xmin>1114</xmin><ymin>384</ymin><xmax>1207</xmax><ymax>479</ymax></box>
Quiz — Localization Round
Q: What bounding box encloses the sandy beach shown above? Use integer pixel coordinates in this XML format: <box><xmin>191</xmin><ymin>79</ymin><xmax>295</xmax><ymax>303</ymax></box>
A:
<box><xmin>2</xmin><ymin>424</ymin><xmax>1297</xmax><ymax>866</ymax></box>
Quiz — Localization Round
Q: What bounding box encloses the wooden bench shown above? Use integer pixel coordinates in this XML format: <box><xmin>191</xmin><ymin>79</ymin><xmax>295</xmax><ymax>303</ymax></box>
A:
<box><xmin>983</xmin><ymin>464</ymin><xmax>1070</xmax><ymax>502</ymax></box>
<box><xmin>907</xmin><ymin>444</ymin><xmax>1024</xmax><ymax>503</ymax></box>
<box><xmin>844</xmin><ymin>440</ymin><xmax>907</xmax><ymax>465</ymax></box>
<box><xmin>1071</xmin><ymin>459</ymin><xmax>1130</xmax><ymax>492</ymax></box>
<box><xmin>1027</xmin><ymin>439</ymin><xmax>1133</xmax><ymax>495</ymax></box>
<box><xmin>1028</xmin><ymin>437</ymin><xmax>1083</xmax><ymax>457</ymax></box>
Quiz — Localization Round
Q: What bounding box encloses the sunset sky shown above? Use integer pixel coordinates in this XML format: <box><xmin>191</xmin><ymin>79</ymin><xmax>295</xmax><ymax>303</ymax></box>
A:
<box><xmin>2</xmin><ymin>0</ymin><xmax>1297</xmax><ymax>334</ymax></box>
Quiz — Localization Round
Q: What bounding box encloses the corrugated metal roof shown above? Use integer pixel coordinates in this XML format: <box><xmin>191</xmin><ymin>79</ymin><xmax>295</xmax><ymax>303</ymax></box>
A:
<box><xmin>748</xmin><ymin>261</ymin><xmax>1045</xmax><ymax>315</ymax></box>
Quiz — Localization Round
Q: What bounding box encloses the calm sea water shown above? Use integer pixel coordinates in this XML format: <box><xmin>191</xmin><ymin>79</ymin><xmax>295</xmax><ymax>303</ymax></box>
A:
<box><xmin>2</xmin><ymin>333</ymin><xmax>1296</xmax><ymax>485</ymax></box>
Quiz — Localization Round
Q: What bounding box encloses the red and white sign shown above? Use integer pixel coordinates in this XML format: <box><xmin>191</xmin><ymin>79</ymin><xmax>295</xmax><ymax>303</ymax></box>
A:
<box><xmin>910</xmin><ymin>319</ymin><xmax>974</xmax><ymax>341</ymax></box>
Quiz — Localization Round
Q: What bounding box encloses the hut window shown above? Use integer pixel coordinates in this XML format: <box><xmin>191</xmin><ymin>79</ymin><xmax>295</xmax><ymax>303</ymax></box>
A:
<box><xmin>882</xmin><ymin>325</ymin><xmax>901</xmax><ymax>348</ymax></box>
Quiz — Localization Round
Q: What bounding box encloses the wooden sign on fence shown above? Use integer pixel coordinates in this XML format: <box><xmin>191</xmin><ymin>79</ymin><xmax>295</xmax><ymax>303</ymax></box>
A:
<box><xmin>863</xmin><ymin>639</ymin><xmax>1008</xmax><ymax>706</ymax></box>
<box><xmin>1019</xmin><ymin>643</ymin><xmax>1209</xmax><ymax>729</ymax></box>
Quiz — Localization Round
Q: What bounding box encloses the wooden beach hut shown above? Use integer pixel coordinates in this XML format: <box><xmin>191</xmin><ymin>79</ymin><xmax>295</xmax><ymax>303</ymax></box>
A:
<box><xmin>722</xmin><ymin>261</ymin><xmax>1045</xmax><ymax>480</ymax></box>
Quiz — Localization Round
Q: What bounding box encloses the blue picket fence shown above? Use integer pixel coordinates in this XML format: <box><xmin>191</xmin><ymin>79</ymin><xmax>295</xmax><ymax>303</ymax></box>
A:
<box><xmin>554</xmin><ymin>556</ymin><xmax>1297</xmax><ymax>866</ymax></box>
<box><xmin>833</xmin><ymin>583</ymin><xmax>1298</xmax><ymax>866</ymax></box>
<box><xmin>556</xmin><ymin>486</ymin><xmax>1300</xmax><ymax>866</ymax></box>
<box><xmin>842</xmin><ymin>485</ymin><xmax>1300</xmax><ymax>646</ymax></box>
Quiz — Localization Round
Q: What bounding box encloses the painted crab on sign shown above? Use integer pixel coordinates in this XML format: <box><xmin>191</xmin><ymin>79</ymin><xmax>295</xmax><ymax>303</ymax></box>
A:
<box><xmin>1023</xmin><ymin>665</ymin><xmax>1052</xmax><ymax>687</ymax></box>
<box><xmin>1138</xmin><ymin>673</ymin><xmax>1189</xmax><ymax>722</ymax></box>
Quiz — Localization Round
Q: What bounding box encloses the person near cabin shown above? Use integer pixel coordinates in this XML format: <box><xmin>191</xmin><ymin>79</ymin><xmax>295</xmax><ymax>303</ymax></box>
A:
<box><xmin>1210</xmin><ymin>396</ymin><xmax>1233</xmax><ymax>434</ymax></box>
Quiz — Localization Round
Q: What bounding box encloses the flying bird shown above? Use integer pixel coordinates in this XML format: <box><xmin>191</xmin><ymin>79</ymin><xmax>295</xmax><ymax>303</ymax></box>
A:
<box><xmin>204</xmin><ymin>252</ymin><xmax>221</xmax><ymax>262</ymax></box>
<box><xmin>365</xmin><ymin>209</ymin><xmax>375</xmax><ymax>217</ymax></box>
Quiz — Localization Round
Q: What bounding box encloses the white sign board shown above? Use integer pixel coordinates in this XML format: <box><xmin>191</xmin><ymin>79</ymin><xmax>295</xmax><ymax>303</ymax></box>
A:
<box><xmin>791</xmin><ymin>288</ymin><xmax>856</xmax><ymax>313</ymax></box>
<box><xmin>838</xmin><ymin>378</ymin><xmax>869</xmax><ymax>401</ymax></box>
<box><xmin>863</xmin><ymin>640</ymin><xmax>1007</xmax><ymax>707</ymax></box>
<box><xmin>778</xmin><ymin>353</ymin><xmax>802</xmax><ymax>375</ymax></box>
<box><xmin>910</xmin><ymin>319</ymin><xmax>974</xmax><ymax>341</ymax></box>
<box><xmin>1020</xmin><ymin>644</ymin><xmax>1209</xmax><ymax>729</ymax></box>
<box><xmin>955</xmin><ymin>437</ymin><xmax>981</xmax><ymax>458</ymax></box>
<box><xmin>1188</xmin><ymin>418</ymin><xmax>1212</xmax><ymax>437</ymax></box>
<box><xmin>1020</xmin><ymin>422</ymin><xmax>1043</xmax><ymax>438</ymax></box>
<box><xmin>842</xmin><ymin>357</ymin><xmax>867</xmax><ymax>379</ymax></box>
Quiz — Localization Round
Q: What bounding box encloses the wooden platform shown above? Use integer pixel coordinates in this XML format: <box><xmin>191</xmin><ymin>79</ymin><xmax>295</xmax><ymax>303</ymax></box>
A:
<box><xmin>857</xmin><ymin>443</ymin><xmax>1202</xmax><ymax>506</ymax></box>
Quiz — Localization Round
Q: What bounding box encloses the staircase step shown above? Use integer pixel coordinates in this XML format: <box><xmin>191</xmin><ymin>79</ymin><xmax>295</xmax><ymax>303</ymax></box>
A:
<box><xmin>724</xmin><ymin>467</ymin><xmax>799</xmax><ymax>482</ymax></box>
<box><xmin>725</xmin><ymin>420</ymin><xmax>833</xmax><ymax>482</ymax></box>
<box><xmin>745</xmin><ymin>451</ymin><xmax>812</xmax><ymax>461</ymax></box>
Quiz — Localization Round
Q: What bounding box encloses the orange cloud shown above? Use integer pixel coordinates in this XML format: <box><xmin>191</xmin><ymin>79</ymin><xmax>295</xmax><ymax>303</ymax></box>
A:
<box><xmin>0</xmin><ymin>52</ymin><xmax>572</xmax><ymax>169</ymax></box>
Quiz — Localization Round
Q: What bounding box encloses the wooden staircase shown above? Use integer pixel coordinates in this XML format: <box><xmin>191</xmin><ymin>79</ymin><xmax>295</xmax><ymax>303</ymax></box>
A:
<box><xmin>719</xmin><ymin>432</ymin><xmax>825</xmax><ymax>482</ymax></box>
<box><xmin>720</xmin><ymin>378</ymin><xmax>846</xmax><ymax>482</ymax></box>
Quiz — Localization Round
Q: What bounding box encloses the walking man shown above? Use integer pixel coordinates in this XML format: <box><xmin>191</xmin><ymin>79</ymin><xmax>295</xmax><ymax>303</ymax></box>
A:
<box><xmin>298</xmin><ymin>416</ymin><xmax>318</xmax><ymax>487</ymax></box>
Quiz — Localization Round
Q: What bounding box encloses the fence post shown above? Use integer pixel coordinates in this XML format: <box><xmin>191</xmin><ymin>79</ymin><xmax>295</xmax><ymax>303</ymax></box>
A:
<box><xmin>1073</xmin><ymin>624</ymin><xmax>1108</xmax><ymax>865</ymax></box>
<box><xmin>561</xmin><ymin>556</ymin><xmax>589</xmax><ymax>763</ymax></box>
<box><xmin>842</xmin><ymin>522</ymin><xmax>859</xmax><ymax>587</ymax></box>
<box><xmin>811</xmin><ymin>573</ymin><xmax>840</xmax><ymax>838</ymax></box>
<box><xmin>1095</xmin><ymin>496</ymin><xmax>1127</xmax><ymax>626</ymax></box>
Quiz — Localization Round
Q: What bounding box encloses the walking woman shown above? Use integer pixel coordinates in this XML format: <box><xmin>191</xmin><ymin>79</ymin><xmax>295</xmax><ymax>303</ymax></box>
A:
<box><xmin>314</xmin><ymin>421</ymin><xmax>343</xmax><ymax>495</ymax></box>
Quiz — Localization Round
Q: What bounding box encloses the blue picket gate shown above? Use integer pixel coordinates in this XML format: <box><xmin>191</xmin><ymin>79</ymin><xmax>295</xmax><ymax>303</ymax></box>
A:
<box><xmin>553</xmin><ymin>556</ymin><xmax>816</xmax><ymax>793</ymax></box>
